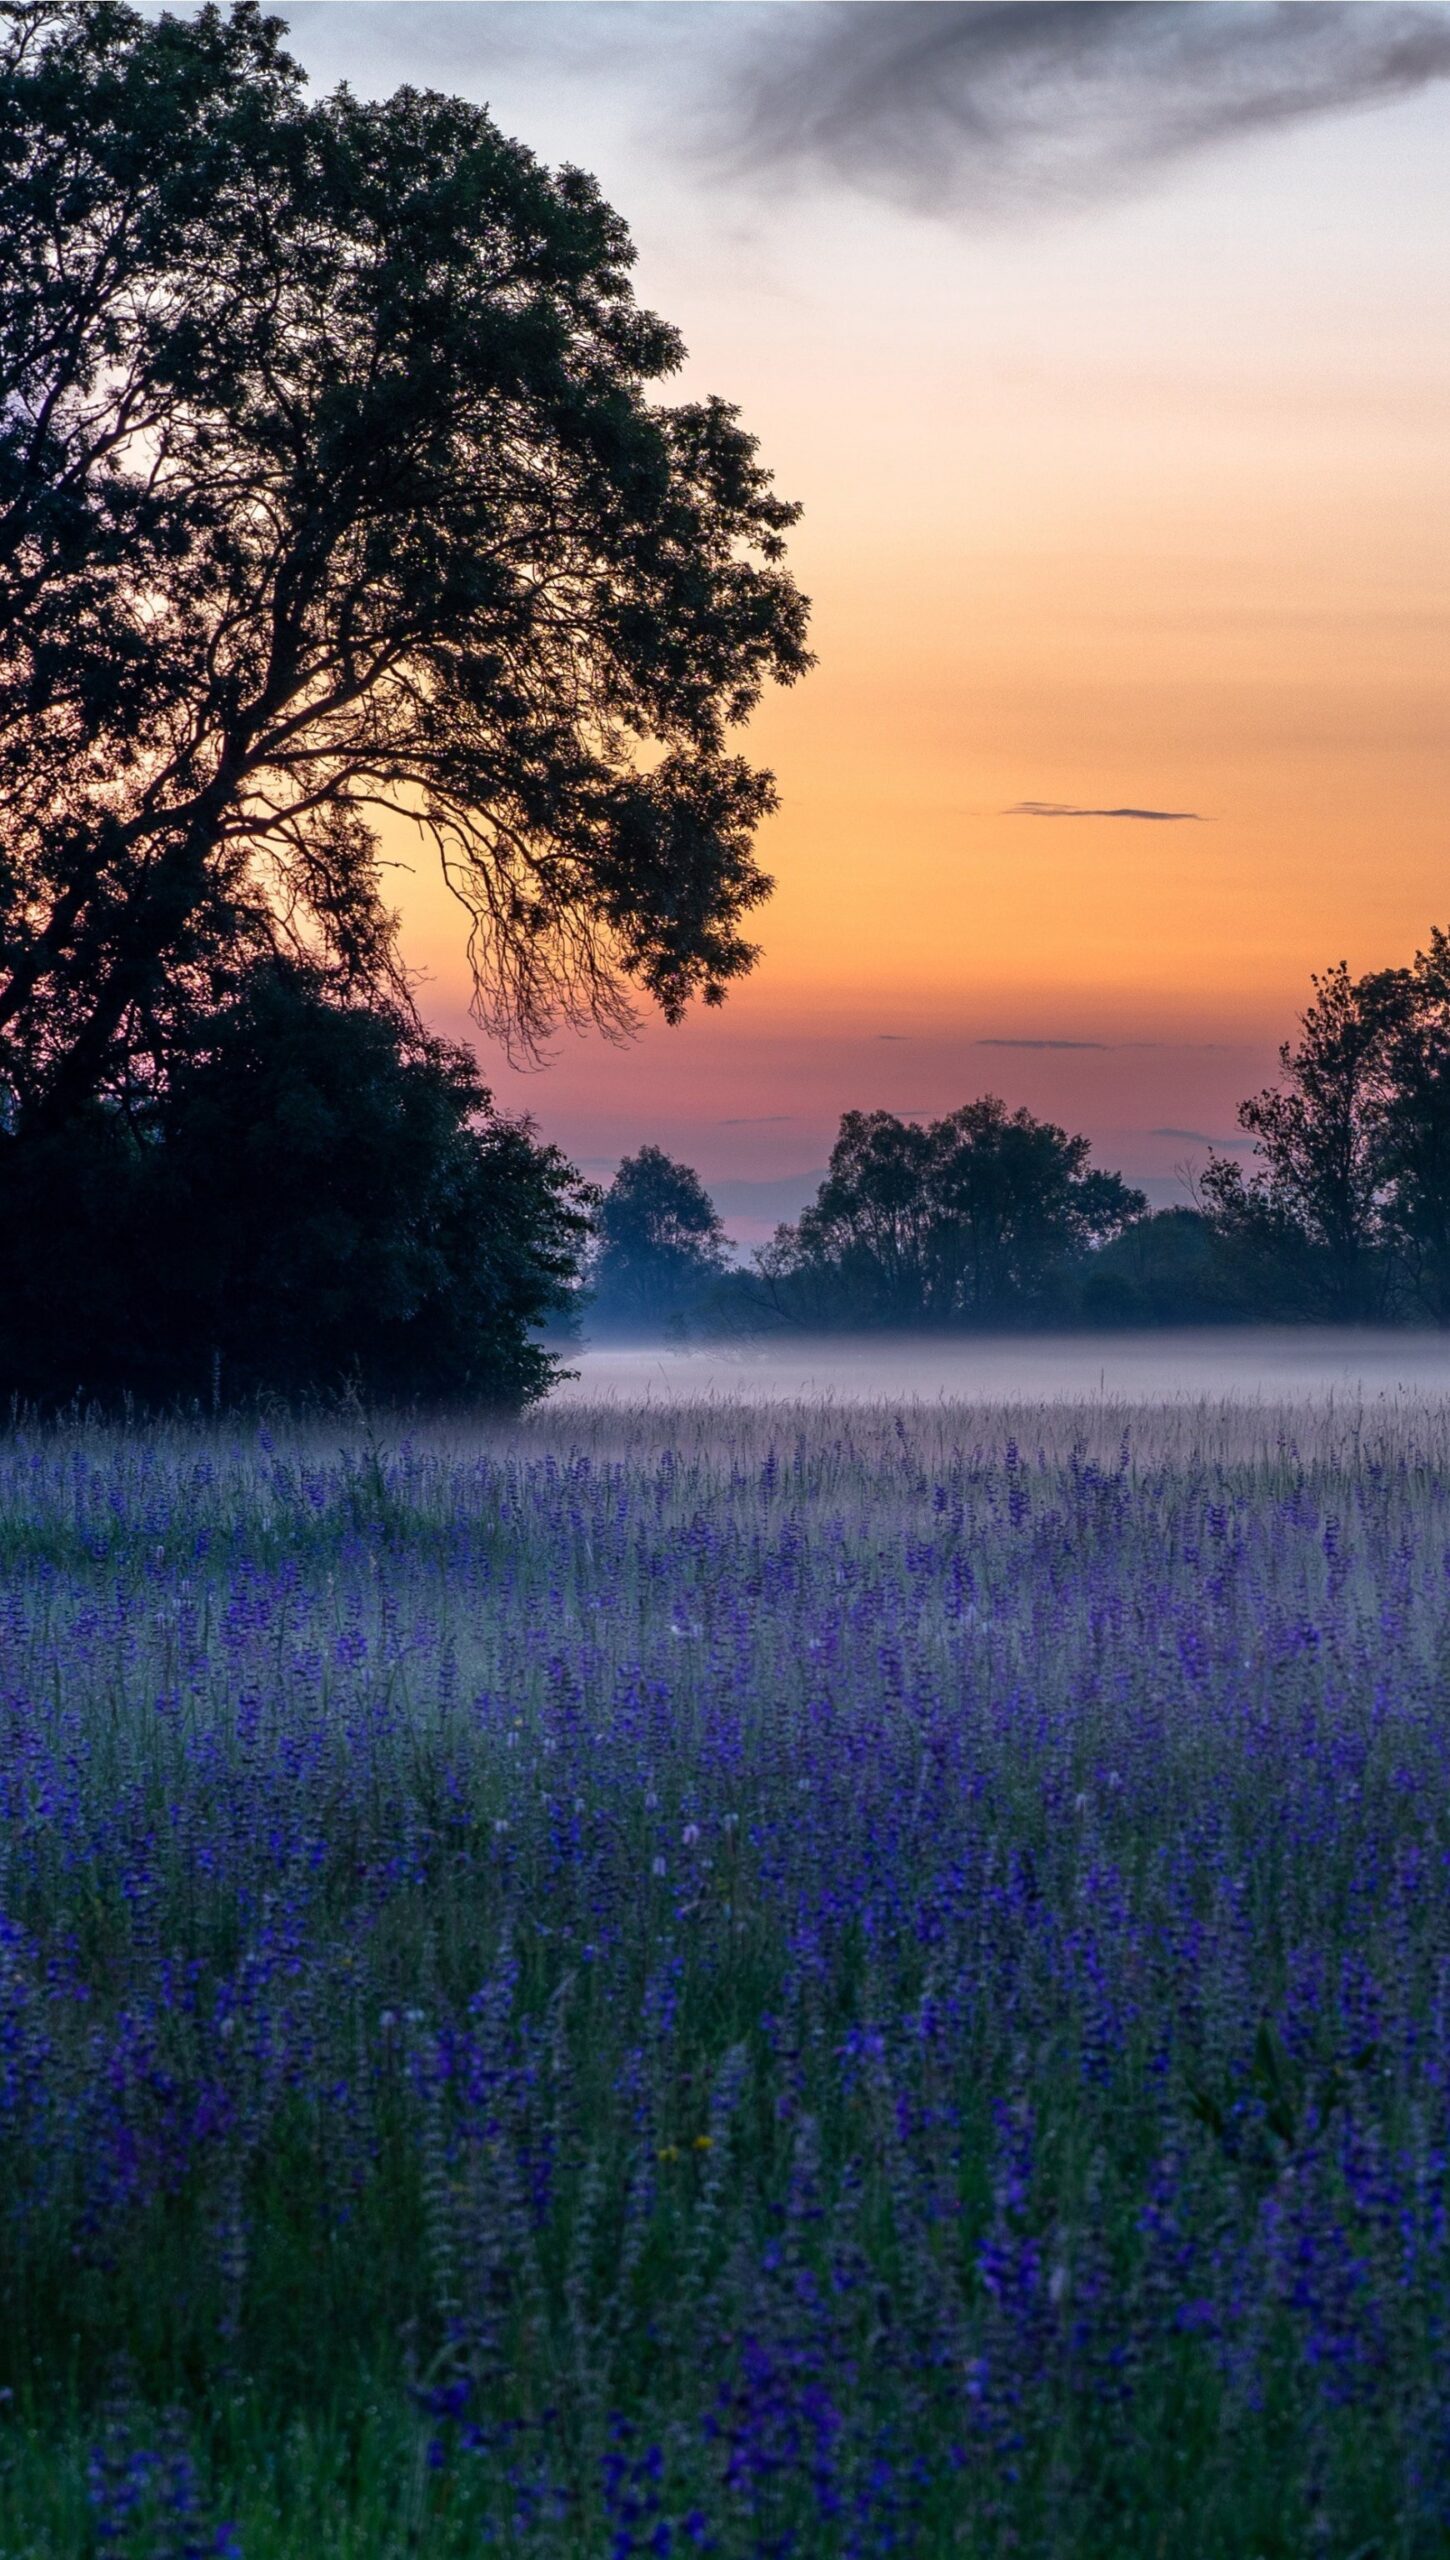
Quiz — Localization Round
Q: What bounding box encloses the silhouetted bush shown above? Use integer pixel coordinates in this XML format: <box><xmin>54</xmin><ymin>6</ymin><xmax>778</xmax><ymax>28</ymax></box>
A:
<box><xmin>0</xmin><ymin>970</ymin><xmax>590</xmax><ymax>1407</ymax></box>
<box><xmin>1076</xmin><ymin>1207</ymin><xmax>1241</xmax><ymax>1327</ymax></box>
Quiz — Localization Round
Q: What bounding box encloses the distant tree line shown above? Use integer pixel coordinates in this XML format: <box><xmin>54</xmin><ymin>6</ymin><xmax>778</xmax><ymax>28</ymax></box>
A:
<box><xmin>587</xmin><ymin>932</ymin><xmax>1450</xmax><ymax>1337</ymax></box>
<box><xmin>585</xmin><ymin>1109</ymin><xmax>1156</xmax><ymax>1336</ymax></box>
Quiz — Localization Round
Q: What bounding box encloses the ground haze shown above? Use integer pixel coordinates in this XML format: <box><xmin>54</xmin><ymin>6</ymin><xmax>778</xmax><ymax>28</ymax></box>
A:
<box><xmin>560</xmin><ymin>1324</ymin><xmax>1450</xmax><ymax>1407</ymax></box>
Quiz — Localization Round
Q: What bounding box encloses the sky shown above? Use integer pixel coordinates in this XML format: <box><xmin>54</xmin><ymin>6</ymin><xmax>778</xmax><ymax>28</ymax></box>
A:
<box><xmin>270</xmin><ymin>2</ymin><xmax>1450</xmax><ymax>1237</ymax></box>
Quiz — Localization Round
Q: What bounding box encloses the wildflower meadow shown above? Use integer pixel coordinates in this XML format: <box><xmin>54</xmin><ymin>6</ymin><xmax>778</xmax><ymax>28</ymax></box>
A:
<box><xmin>3</xmin><ymin>1395</ymin><xmax>1450</xmax><ymax>2556</ymax></box>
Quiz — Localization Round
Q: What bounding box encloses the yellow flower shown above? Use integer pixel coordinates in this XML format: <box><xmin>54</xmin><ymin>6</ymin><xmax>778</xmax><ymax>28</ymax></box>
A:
<box><xmin>694</xmin><ymin>2135</ymin><xmax>714</xmax><ymax>2151</ymax></box>
<box><xmin>656</xmin><ymin>2144</ymin><xmax>680</xmax><ymax>2163</ymax></box>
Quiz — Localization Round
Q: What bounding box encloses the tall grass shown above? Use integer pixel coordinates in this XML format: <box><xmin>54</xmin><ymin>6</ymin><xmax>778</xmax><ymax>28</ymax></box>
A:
<box><xmin>1</xmin><ymin>1398</ymin><xmax>1449</xmax><ymax>2553</ymax></box>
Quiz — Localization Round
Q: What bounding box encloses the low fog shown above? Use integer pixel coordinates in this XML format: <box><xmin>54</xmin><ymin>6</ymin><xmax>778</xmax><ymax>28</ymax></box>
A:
<box><xmin>552</xmin><ymin>1329</ymin><xmax>1450</xmax><ymax>1407</ymax></box>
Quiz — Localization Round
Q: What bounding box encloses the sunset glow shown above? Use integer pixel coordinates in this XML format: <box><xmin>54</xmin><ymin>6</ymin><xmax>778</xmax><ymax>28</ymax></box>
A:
<box><xmin>292</xmin><ymin>4</ymin><xmax>1450</xmax><ymax>1230</ymax></box>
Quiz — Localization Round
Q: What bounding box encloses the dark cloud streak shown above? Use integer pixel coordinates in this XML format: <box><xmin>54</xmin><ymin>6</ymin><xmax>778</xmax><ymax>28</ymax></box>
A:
<box><xmin>721</xmin><ymin>3</ymin><xmax>1450</xmax><ymax>218</ymax></box>
<box><xmin>270</xmin><ymin>5</ymin><xmax>1450</xmax><ymax>227</ymax></box>
<box><xmin>1009</xmin><ymin>800</ymin><xmax>1204</xmax><ymax>822</ymax></box>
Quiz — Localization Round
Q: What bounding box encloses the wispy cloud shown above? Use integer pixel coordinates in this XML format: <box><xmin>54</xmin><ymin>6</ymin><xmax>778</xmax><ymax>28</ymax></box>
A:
<box><xmin>722</xmin><ymin>3</ymin><xmax>1450</xmax><ymax>219</ymax></box>
<box><xmin>720</xmin><ymin>1113</ymin><xmax>795</xmax><ymax>1126</ymax></box>
<box><xmin>275</xmin><ymin>5</ymin><xmax>1450</xmax><ymax>227</ymax></box>
<box><xmin>1004</xmin><ymin>803</ymin><xmax>1209</xmax><ymax>824</ymax></box>
<box><xmin>977</xmin><ymin>1037</ymin><xmax>1108</xmax><ymax>1051</ymax></box>
<box><xmin>1151</xmin><ymin>1125</ymin><xmax>1254</xmax><ymax>1149</ymax></box>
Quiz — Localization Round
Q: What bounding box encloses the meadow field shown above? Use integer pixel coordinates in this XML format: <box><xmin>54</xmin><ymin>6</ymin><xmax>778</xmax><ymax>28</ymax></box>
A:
<box><xmin>6</xmin><ymin>1384</ymin><xmax>1450</xmax><ymax>2554</ymax></box>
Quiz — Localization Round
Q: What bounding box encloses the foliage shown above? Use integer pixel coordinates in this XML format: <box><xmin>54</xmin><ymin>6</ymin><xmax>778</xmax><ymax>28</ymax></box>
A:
<box><xmin>1201</xmin><ymin>934</ymin><xmax>1450</xmax><ymax>1325</ymax></box>
<box><xmin>589</xmin><ymin>1143</ymin><xmax>729</xmax><ymax>1333</ymax></box>
<box><xmin>753</xmin><ymin>1099</ymin><xmax>1146</xmax><ymax>1328</ymax></box>
<box><xmin>1360</xmin><ymin>928</ymin><xmax>1450</xmax><ymax>1322</ymax></box>
<box><xmin>0</xmin><ymin>0</ymin><xmax>809</xmax><ymax>1137</ymax></box>
<box><xmin>1076</xmin><ymin>1206</ymin><xmax>1241</xmax><ymax>1326</ymax></box>
<box><xmin>0</xmin><ymin>965</ymin><xmax>592</xmax><ymax>1403</ymax></box>
<box><xmin>2</xmin><ymin>1400</ymin><xmax>1450</xmax><ymax>2551</ymax></box>
<box><xmin>1200</xmin><ymin>962</ymin><xmax>1393</xmax><ymax>1320</ymax></box>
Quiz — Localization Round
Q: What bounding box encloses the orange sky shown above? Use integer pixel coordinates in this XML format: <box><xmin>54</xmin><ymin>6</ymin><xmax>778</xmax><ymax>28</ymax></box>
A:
<box><xmin>286</xmin><ymin>5</ymin><xmax>1450</xmax><ymax>1235</ymax></box>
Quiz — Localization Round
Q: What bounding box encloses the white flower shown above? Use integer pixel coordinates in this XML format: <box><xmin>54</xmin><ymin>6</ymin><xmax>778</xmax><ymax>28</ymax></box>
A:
<box><xmin>682</xmin><ymin>1823</ymin><xmax>701</xmax><ymax>1848</ymax></box>
<box><xmin>651</xmin><ymin>1855</ymin><xmax>667</xmax><ymax>1878</ymax></box>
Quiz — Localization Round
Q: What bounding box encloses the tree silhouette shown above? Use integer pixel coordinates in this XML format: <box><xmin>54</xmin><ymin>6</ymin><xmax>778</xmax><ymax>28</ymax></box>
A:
<box><xmin>591</xmin><ymin>1144</ymin><xmax>729</xmax><ymax>1331</ymax></box>
<box><xmin>0</xmin><ymin>0</ymin><xmax>810</xmax><ymax>1137</ymax></box>
<box><xmin>763</xmin><ymin>1100</ymin><xmax>1144</xmax><ymax>1327</ymax></box>
<box><xmin>1200</xmin><ymin>962</ymin><xmax>1392</xmax><ymax>1320</ymax></box>
<box><xmin>0</xmin><ymin>964</ymin><xmax>591</xmax><ymax>1401</ymax></box>
<box><xmin>1078</xmin><ymin>1206</ymin><xmax>1237</xmax><ymax>1327</ymax></box>
<box><xmin>1352</xmin><ymin>931</ymin><xmax>1450</xmax><ymax>1323</ymax></box>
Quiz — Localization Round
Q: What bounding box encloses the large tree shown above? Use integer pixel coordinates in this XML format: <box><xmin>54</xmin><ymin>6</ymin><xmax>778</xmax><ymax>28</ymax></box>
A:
<box><xmin>0</xmin><ymin>0</ymin><xmax>809</xmax><ymax>1135</ymax></box>
<box><xmin>762</xmin><ymin>1100</ymin><xmax>1144</xmax><ymax>1327</ymax></box>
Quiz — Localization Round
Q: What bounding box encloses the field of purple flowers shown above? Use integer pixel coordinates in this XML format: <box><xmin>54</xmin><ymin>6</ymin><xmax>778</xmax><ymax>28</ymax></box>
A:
<box><xmin>3</xmin><ymin>1397</ymin><xmax>1450</xmax><ymax>2555</ymax></box>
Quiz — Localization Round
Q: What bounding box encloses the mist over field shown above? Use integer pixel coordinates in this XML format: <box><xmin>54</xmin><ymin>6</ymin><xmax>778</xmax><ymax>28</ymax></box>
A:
<box><xmin>557</xmin><ymin>1326</ymin><xmax>1450</xmax><ymax>1410</ymax></box>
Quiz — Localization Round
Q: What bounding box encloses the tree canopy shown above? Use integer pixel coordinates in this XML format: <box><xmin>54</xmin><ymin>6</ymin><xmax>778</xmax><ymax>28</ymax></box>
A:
<box><xmin>757</xmin><ymin>1100</ymin><xmax>1145</xmax><ymax>1328</ymax></box>
<box><xmin>1202</xmin><ymin>933</ymin><xmax>1450</xmax><ymax>1324</ymax></box>
<box><xmin>0</xmin><ymin>0</ymin><xmax>810</xmax><ymax>1139</ymax></box>
<box><xmin>590</xmin><ymin>1143</ymin><xmax>729</xmax><ymax>1331</ymax></box>
<box><xmin>1200</xmin><ymin>962</ymin><xmax>1392</xmax><ymax>1320</ymax></box>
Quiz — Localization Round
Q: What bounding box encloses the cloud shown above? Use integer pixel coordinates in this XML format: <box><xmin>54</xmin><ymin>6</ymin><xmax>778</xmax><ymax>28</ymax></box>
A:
<box><xmin>270</xmin><ymin>6</ymin><xmax>1450</xmax><ymax>229</ymax></box>
<box><xmin>1151</xmin><ymin>1126</ymin><xmax>1254</xmax><ymax>1147</ymax></box>
<box><xmin>719</xmin><ymin>1113</ymin><xmax>795</xmax><ymax>1126</ymax></box>
<box><xmin>876</xmin><ymin>1034</ymin><xmax>908</xmax><ymax>1042</ymax></box>
<box><xmin>721</xmin><ymin>3</ymin><xmax>1450</xmax><ymax>220</ymax></box>
<box><xmin>1009</xmin><ymin>798</ymin><xmax>1204</xmax><ymax>819</ymax></box>
<box><xmin>977</xmin><ymin>1037</ymin><xmax>1108</xmax><ymax>1051</ymax></box>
